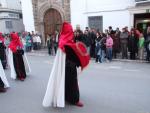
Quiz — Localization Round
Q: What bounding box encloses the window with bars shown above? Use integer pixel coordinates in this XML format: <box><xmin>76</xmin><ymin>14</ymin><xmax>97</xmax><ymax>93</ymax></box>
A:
<box><xmin>5</xmin><ymin>21</ymin><xmax>13</xmax><ymax>29</ymax></box>
<box><xmin>88</xmin><ymin>16</ymin><xmax>103</xmax><ymax>31</ymax></box>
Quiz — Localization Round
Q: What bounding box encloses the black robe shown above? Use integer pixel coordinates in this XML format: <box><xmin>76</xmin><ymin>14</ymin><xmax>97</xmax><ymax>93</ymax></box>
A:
<box><xmin>13</xmin><ymin>49</ymin><xmax>26</xmax><ymax>80</ymax></box>
<box><xmin>65</xmin><ymin>46</ymin><xmax>81</xmax><ymax>105</ymax></box>
<box><xmin>0</xmin><ymin>77</ymin><xmax>4</xmax><ymax>88</ymax></box>
<box><xmin>0</xmin><ymin>43</ymin><xmax>7</xmax><ymax>69</ymax></box>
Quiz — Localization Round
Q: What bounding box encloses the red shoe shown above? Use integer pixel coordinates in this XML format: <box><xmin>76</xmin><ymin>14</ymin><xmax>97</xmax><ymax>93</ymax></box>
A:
<box><xmin>0</xmin><ymin>88</ymin><xmax>7</xmax><ymax>93</ymax></box>
<box><xmin>75</xmin><ymin>101</ymin><xmax>84</xmax><ymax>107</ymax></box>
<box><xmin>20</xmin><ymin>78</ymin><xmax>25</xmax><ymax>81</ymax></box>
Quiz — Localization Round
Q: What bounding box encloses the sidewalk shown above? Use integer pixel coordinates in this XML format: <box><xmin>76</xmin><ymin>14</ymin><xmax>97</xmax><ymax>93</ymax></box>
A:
<box><xmin>26</xmin><ymin>49</ymin><xmax>149</xmax><ymax>63</ymax></box>
<box><xmin>25</xmin><ymin>49</ymin><xmax>50</xmax><ymax>57</ymax></box>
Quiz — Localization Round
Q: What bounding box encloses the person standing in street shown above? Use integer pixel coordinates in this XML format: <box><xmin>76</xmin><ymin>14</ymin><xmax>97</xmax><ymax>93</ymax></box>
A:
<box><xmin>138</xmin><ymin>33</ymin><xmax>145</xmax><ymax>60</ymax></box>
<box><xmin>47</xmin><ymin>34</ymin><xmax>53</xmax><ymax>55</ymax></box>
<box><xmin>8</xmin><ymin>33</ymin><xmax>31</xmax><ymax>81</ymax></box>
<box><xmin>43</xmin><ymin>22</ymin><xmax>90</xmax><ymax>108</ymax></box>
<box><xmin>95</xmin><ymin>32</ymin><xmax>102</xmax><ymax>63</ymax></box>
<box><xmin>145</xmin><ymin>26</ymin><xmax>150</xmax><ymax>61</ymax></box>
<box><xmin>82</xmin><ymin>30</ymin><xmax>91</xmax><ymax>54</ymax></box>
<box><xmin>128</xmin><ymin>29</ymin><xmax>138</xmax><ymax>60</ymax></box>
<box><xmin>106</xmin><ymin>34</ymin><xmax>113</xmax><ymax>62</ymax></box>
<box><xmin>54</xmin><ymin>30</ymin><xmax>59</xmax><ymax>54</ymax></box>
<box><xmin>25</xmin><ymin>32</ymin><xmax>32</xmax><ymax>52</ymax></box>
<box><xmin>120</xmin><ymin>28</ymin><xmax>129</xmax><ymax>59</ymax></box>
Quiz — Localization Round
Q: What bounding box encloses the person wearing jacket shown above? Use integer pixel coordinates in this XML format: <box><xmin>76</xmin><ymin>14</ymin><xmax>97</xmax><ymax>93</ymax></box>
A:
<box><xmin>106</xmin><ymin>34</ymin><xmax>113</xmax><ymax>62</ymax></box>
<box><xmin>95</xmin><ymin>32</ymin><xmax>102</xmax><ymax>63</ymax></box>
<box><xmin>120</xmin><ymin>28</ymin><xmax>129</xmax><ymax>59</ymax></box>
<box><xmin>128</xmin><ymin>29</ymin><xmax>138</xmax><ymax>60</ymax></box>
<box><xmin>138</xmin><ymin>33</ymin><xmax>145</xmax><ymax>60</ymax></box>
<box><xmin>145</xmin><ymin>26</ymin><xmax>150</xmax><ymax>61</ymax></box>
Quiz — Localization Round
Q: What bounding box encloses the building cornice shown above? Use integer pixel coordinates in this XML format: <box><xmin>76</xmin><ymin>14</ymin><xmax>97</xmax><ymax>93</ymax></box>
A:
<box><xmin>0</xmin><ymin>8</ymin><xmax>22</xmax><ymax>13</ymax></box>
<box><xmin>84</xmin><ymin>5</ymin><xmax>150</xmax><ymax>14</ymax></box>
<box><xmin>127</xmin><ymin>5</ymin><xmax>150</xmax><ymax>11</ymax></box>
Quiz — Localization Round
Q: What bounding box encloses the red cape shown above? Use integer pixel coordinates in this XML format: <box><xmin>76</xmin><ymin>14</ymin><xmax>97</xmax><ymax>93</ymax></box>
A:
<box><xmin>65</xmin><ymin>42</ymin><xmax>90</xmax><ymax>70</ymax></box>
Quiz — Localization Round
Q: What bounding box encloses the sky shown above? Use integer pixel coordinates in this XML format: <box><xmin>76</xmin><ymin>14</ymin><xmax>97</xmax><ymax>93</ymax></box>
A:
<box><xmin>21</xmin><ymin>0</ymin><xmax>35</xmax><ymax>32</ymax></box>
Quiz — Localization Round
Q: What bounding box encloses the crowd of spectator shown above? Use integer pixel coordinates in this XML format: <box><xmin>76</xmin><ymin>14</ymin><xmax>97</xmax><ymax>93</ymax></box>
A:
<box><xmin>1</xmin><ymin>31</ymin><xmax>42</xmax><ymax>52</ymax></box>
<box><xmin>72</xmin><ymin>26</ymin><xmax>150</xmax><ymax>63</ymax></box>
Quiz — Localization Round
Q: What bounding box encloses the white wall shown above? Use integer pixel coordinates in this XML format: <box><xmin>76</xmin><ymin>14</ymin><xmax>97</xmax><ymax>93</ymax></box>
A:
<box><xmin>6</xmin><ymin>0</ymin><xmax>21</xmax><ymax>10</ymax></box>
<box><xmin>86</xmin><ymin>0</ymin><xmax>135</xmax><ymax>12</ymax></box>
<box><xmin>0</xmin><ymin>0</ymin><xmax>7</xmax><ymax>7</ymax></box>
<box><xmin>21</xmin><ymin>0</ymin><xmax>35</xmax><ymax>32</ymax></box>
<box><xmin>70</xmin><ymin>0</ymin><xmax>87</xmax><ymax>30</ymax></box>
<box><xmin>71</xmin><ymin>0</ymin><xmax>135</xmax><ymax>31</ymax></box>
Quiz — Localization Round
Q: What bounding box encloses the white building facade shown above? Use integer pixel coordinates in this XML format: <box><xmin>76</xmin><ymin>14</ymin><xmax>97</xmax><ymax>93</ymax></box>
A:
<box><xmin>71</xmin><ymin>0</ymin><xmax>150</xmax><ymax>32</ymax></box>
<box><xmin>0</xmin><ymin>0</ymin><xmax>24</xmax><ymax>33</ymax></box>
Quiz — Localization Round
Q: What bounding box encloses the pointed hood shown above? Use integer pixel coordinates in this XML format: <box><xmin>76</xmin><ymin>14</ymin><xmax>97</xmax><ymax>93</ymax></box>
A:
<box><xmin>9</xmin><ymin>32</ymin><xmax>23</xmax><ymax>53</ymax></box>
<box><xmin>59</xmin><ymin>22</ymin><xmax>74</xmax><ymax>52</ymax></box>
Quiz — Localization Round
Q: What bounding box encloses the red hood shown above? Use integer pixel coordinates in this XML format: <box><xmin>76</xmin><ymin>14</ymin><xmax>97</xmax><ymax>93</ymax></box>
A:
<box><xmin>9</xmin><ymin>33</ymin><xmax>23</xmax><ymax>53</ymax></box>
<box><xmin>59</xmin><ymin>22</ymin><xmax>74</xmax><ymax>52</ymax></box>
<box><xmin>58</xmin><ymin>22</ymin><xmax>90</xmax><ymax>69</ymax></box>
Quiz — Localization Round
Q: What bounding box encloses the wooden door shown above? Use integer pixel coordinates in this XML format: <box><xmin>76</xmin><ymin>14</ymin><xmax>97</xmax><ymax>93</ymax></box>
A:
<box><xmin>44</xmin><ymin>8</ymin><xmax>62</xmax><ymax>42</ymax></box>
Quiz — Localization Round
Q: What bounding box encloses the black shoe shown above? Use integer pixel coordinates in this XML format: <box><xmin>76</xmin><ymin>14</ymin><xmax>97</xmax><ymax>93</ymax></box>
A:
<box><xmin>0</xmin><ymin>88</ymin><xmax>7</xmax><ymax>92</ymax></box>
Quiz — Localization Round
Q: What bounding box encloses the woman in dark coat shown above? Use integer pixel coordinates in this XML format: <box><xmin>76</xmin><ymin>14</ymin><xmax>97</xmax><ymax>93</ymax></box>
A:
<box><xmin>128</xmin><ymin>29</ymin><xmax>138</xmax><ymax>60</ymax></box>
<box><xmin>95</xmin><ymin>32</ymin><xmax>102</xmax><ymax>63</ymax></box>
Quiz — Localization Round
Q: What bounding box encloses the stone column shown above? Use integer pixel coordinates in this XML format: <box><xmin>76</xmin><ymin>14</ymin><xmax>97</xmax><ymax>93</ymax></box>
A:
<box><xmin>39</xmin><ymin>21</ymin><xmax>45</xmax><ymax>46</ymax></box>
<box><xmin>63</xmin><ymin>0</ymin><xmax>71</xmax><ymax>22</ymax></box>
<box><xmin>32</xmin><ymin>0</ymin><xmax>39</xmax><ymax>31</ymax></box>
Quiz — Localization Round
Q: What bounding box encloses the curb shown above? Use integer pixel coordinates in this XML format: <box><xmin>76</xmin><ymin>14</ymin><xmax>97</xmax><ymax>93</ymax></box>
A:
<box><xmin>113</xmin><ymin>59</ymin><xmax>149</xmax><ymax>63</ymax></box>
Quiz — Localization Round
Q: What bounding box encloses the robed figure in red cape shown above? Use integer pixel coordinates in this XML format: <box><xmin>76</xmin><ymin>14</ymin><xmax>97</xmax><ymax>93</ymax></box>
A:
<box><xmin>0</xmin><ymin>32</ymin><xmax>7</xmax><ymax>69</ymax></box>
<box><xmin>8</xmin><ymin>33</ymin><xmax>31</xmax><ymax>81</ymax></box>
<box><xmin>43</xmin><ymin>22</ymin><xmax>90</xmax><ymax>108</ymax></box>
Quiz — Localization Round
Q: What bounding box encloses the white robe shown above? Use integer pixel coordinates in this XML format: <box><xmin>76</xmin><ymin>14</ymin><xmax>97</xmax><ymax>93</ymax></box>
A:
<box><xmin>43</xmin><ymin>48</ymin><xmax>66</xmax><ymax>108</ymax></box>
<box><xmin>0</xmin><ymin>60</ymin><xmax>9</xmax><ymax>88</ymax></box>
<box><xmin>8</xmin><ymin>49</ymin><xmax>31</xmax><ymax>79</ymax></box>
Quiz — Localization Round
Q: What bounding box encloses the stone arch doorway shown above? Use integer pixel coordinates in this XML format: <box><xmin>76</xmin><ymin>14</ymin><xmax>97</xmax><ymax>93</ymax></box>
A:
<box><xmin>44</xmin><ymin>8</ymin><xmax>62</xmax><ymax>42</ymax></box>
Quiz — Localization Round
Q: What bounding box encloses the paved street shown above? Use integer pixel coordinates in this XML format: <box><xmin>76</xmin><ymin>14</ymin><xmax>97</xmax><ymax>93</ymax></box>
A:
<box><xmin>0</xmin><ymin>54</ymin><xmax>150</xmax><ymax>113</ymax></box>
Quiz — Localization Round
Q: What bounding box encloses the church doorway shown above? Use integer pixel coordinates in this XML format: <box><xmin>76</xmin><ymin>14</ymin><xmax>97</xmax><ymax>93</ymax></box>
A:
<box><xmin>44</xmin><ymin>8</ymin><xmax>62</xmax><ymax>42</ymax></box>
